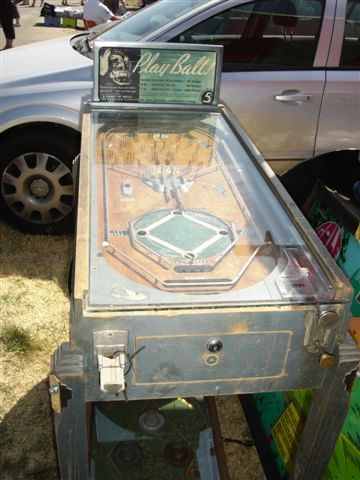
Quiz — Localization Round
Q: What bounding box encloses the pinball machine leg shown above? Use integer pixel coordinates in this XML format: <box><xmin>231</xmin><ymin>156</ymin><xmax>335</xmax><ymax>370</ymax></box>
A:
<box><xmin>290</xmin><ymin>336</ymin><xmax>360</xmax><ymax>480</ymax></box>
<box><xmin>50</xmin><ymin>343</ymin><xmax>88</xmax><ymax>480</ymax></box>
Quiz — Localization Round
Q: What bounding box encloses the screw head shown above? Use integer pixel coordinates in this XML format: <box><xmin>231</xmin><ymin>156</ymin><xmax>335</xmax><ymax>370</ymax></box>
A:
<box><xmin>320</xmin><ymin>311</ymin><xmax>339</xmax><ymax>328</ymax></box>
<box><xmin>319</xmin><ymin>353</ymin><xmax>337</xmax><ymax>368</ymax></box>
<box><xmin>49</xmin><ymin>384</ymin><xmax>60</xmax><ymax>395</ymax></box>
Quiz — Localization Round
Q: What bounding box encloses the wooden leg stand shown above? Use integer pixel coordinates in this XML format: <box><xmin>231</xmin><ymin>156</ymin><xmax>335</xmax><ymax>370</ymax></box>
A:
<box><xmin>50</xmin><ymin>343</ymin><xmax>88</xmax><ymax>480</ymax></box>
<box><xmin>290</xmin><ymin>336</ymin><xmax>360</xmax><ymax>480</ymax></box>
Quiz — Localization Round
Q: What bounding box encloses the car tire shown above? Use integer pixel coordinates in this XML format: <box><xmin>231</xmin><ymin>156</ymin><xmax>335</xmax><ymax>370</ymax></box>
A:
<box><xmin>280</xmin><ymin>160</ymin><xmax>318</xmax><ymax>208</ymax></box>
<box><xmin>0</xmin><ymin>127</ymin><xmax>80</xmax><ymax>234</ymax></box>
<box><xmin>281</xmin><ymin>151</ymin><xmax>360</xmax><ymax>209</ymax></box>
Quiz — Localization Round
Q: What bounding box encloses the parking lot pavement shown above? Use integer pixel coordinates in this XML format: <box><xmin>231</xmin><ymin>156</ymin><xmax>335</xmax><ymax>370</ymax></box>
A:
<box><xmin>1</xmin><ymin>1</ymin><xmax>84</xmax><ymax>49</ymax></box>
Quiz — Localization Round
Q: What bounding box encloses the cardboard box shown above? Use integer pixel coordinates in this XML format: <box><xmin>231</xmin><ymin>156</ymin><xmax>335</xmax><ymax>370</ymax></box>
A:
<box><xmin>250</xmin><ymin>184</ymin><xmax>360</xmax><ymax>479</ymax></box>
<box><xmin>61</xmin><ymin>17</ymin><xmax>77</xmax><ymax>28</ymax></box>
<box><xmin>307</xmin><ymin>184</ymin><xmax>360</xmax><ymax>316</ymax></box>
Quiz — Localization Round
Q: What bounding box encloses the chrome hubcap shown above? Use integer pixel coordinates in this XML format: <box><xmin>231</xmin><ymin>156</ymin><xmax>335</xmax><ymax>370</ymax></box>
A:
<box><xmin>1</xmin><ymin>152</ymin><xmax>74</xmax><ymax>224</ymax></box>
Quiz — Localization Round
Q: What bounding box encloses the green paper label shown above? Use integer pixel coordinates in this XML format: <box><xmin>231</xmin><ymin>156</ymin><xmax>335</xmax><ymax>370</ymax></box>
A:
<box><xmin>98</xmin><ymin>46</ymin><xmax>218</xmax><ymax>105</ymax></box>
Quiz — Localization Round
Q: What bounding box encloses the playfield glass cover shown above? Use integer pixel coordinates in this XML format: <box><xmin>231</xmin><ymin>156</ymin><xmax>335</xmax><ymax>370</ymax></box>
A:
<box><xmin>88</xmin><ymin>109</ymin><xmax>338</xmax><ymax>310</ymax></box>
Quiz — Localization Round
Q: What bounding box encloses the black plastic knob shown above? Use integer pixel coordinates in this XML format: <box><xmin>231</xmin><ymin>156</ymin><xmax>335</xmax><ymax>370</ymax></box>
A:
<box><xmin>207</xmin><ymin>339</ymin><xmax>223</xmax><ymax>353</ymax></box>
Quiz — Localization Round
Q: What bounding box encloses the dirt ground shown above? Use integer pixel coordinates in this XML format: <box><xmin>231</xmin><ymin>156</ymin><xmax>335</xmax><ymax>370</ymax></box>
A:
<box><xmin>0</xmin><ymin>221</ymin><xmax>72</xmax><ymax>480</ymax></box>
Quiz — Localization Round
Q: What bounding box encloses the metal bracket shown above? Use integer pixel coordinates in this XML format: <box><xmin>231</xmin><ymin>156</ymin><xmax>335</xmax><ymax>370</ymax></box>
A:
<box><xmin>49</xmin><ymin>374</ymin><xmax>72</xmax><ymax>414</ymax></box>
<box><xmin>304</xmin><ymin>308</ymin><xmax>343</xmax><ymax>354</ymax></box>
<box><xmin>93</xmin><ymin>330</ymin><xmax>128</xmax><ymax>394</ymax></box>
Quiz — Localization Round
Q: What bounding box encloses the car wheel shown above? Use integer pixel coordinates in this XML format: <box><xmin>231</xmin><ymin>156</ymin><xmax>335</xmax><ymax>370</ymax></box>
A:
<box><xmin>0</xmin><ymin>128</ymin><xmax>79</xmax><ymax>234</ymax></box>
<box><xmin>281</xmin><ymin>151</ymin><xmax>360</xmax><ymax>209</ymax></box>
<box><xmin>280</xmin><ymin>160</ymin><xmax>317</xmax><ymax>208</ymax></box>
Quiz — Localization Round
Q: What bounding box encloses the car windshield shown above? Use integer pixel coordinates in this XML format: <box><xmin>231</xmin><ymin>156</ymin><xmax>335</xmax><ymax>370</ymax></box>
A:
<box><xmin>97</xmin><ymin>0</ymin><xmax>212</xmax><ymax>42</ymax></box>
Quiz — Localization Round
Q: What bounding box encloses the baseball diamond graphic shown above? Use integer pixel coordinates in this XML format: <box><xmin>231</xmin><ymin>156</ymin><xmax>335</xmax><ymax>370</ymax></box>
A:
<box><xmin>130</xmin><ymin>208</ymin><xmax>237</xmax><ymax>272</ymax></box>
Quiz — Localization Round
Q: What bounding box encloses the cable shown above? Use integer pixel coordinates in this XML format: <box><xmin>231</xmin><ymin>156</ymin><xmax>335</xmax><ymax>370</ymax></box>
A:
<box><xmin>124</xmin><ymin>345</ymin><xmax>146</xmax><ymax>376</ymax></box>
<box><xmin>221</xmin><ymin>437</ymin><xmax>254</xmax><ymax>447</ymax></box>
<box><xmin>105</xmin><ymin>345</ymin><xmax>146</xmax><ymax>376</ymax></box>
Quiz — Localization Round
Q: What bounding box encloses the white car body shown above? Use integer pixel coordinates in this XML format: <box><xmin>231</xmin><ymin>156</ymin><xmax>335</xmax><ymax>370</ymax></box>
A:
<box><xmin>0</xmin><ymin>37</ymin><xmax>92</xmax><ymax>133</ymax></box>
<box><xmin>0</xmin><ymin>0</ymin><xmax>359</xmax><ymax>231</ymax></box>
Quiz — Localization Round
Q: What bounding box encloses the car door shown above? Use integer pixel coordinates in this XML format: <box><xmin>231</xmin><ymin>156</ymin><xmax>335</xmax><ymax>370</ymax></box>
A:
<box><xmin>316</xmin><ymin>0</ymin><xmax>360</xmax><ymax>156</ymax></box>
<box><xmin>166</xmin><ymin>0</ymin><xmax>333</xmax><ymax>171</ymax></box>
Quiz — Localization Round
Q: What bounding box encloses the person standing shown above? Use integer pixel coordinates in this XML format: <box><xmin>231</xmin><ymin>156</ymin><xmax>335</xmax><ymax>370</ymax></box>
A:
<box><xmin>0</xmin><ymin>0</ymin><xmax>16</xmax><ymax>49</ymax></box>
<box><xmin>12</xmin><ymin>1</ymin><xmax>21</xmax><ymax>27</ymax></box>
<box><xmin>83</xmin><ymin>0</ymin><xmax>120</xmax><ymax>28</ymax></box>
<box><xmin>103</xmin><ymin>0</ymin><xmax>126</xmax><ymax>15</ymax></box>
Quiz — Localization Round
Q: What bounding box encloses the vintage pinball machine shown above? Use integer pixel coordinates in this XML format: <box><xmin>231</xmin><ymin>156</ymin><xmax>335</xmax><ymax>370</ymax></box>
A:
<box><xmin>50</xmin><ymin>43</ymin><xmax>360</xmax><ymax>480</ymax></box>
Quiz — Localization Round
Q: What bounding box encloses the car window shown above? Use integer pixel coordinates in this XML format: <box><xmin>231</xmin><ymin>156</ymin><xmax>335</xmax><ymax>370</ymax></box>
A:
<box><xmin>172</xmin><ymin>0</ymin><xmax>325</xmax><ymax>71</ymax></box>
<box><xmin>97</xmin><ymin>0</ymin><xmax>211</xmax><ymax>42</ymax></box>
<box><xmin>341</xmin><ymin>0</ymin><xmax>360</xmax><ymax>68</ymax></box>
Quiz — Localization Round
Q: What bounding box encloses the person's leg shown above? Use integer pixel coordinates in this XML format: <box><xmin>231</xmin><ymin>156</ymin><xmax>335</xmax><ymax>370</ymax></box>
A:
<box><xmin>13</xmin><ymin>6</ymin><xmax>20</xmax><ymax>27</ymax></box>
<box><xmin>0</xmin><ymin>10</ymin><xmax>15</xmax><ymax>48</ymax></box>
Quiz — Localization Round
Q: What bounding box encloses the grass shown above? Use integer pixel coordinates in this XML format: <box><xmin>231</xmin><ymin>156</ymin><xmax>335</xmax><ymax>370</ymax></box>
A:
<box><xmin>0</xmin><ymin>325</ymin><xmax>35</xmax><ymax>354</ymax></box>
<box><xmin>0</xmin><ymin>221</ymin><xmax>72</xmax><ymax>480</ymax></box>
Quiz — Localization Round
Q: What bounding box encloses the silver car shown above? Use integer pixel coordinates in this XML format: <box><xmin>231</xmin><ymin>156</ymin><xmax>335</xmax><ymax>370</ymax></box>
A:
<box><xmin>0</xmin><ymin>0</ymin><xmax>359</xmax><ymax>232</ymax></box>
